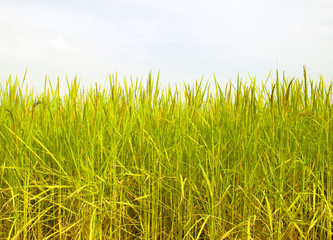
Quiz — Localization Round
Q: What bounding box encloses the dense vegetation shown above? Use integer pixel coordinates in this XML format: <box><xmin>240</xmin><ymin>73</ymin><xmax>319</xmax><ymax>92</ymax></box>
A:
<box><xmin>0</xmin><ymin>68</ymin><xmax>332</xmax><ymax>239</ymax></box>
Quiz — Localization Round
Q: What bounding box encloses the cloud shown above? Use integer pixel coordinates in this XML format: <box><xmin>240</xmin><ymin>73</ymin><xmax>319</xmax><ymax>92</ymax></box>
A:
<box><xmin>46</xmin><ymin>36</ymin><xmax>71</xmax><ymax>50</ymax></box>
<box><xmin>0</xmin><ymin>0</ymin><xmax>333</xmax><ymax>95</ymax></box>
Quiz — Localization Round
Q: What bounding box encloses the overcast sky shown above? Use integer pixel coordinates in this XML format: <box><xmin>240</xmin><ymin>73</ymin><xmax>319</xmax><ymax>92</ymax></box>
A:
<box><xmin>1</xmin><ymin>0</ymin><xmax>333</xmax><ymax>94</ymax></box>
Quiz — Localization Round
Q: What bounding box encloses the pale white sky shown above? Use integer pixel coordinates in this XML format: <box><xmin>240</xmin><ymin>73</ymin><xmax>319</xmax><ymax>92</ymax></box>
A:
<box><xmin>1</xmin><ymin>0</ymin><xmax>333</xmax><ymax>93</ymax></box>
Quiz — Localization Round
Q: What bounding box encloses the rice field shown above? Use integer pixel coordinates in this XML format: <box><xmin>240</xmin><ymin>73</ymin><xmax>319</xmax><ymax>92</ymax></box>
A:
<box><xmin>0</xmin><ymin>68</ymin><xmax>332</xmax><ymax>239</ymax></box>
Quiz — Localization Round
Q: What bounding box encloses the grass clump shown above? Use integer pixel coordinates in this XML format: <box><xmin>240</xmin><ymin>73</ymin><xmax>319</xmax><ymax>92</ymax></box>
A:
<box><xmin>0</xmin><ymin>67</ymin><xmax>332</xmax><ymax>239</ymax></box>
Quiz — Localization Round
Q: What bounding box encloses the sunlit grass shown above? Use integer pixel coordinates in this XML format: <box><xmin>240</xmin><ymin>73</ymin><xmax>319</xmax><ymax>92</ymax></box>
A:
<box><xmin>0</xmin><ymin>67</ymin><xmax>332</xmax><ymax>239</ymax></box>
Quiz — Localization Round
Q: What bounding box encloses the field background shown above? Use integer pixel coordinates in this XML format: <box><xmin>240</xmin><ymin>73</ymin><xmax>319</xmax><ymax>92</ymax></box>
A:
<box><xmin>0</xmin><ymin>68</ymin><xmax>332</xmax><ymax>239</ymax></box>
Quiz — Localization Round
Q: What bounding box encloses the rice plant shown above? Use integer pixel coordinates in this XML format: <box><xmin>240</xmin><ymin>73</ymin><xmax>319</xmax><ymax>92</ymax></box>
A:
<box><xmin>0</xmin><ymin>67</ymin><xmax>332</xmax><ymax>239</ymax></box>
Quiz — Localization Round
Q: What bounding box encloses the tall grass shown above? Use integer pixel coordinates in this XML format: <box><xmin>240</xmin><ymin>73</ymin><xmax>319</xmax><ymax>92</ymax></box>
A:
<box><xmin>0</xmin><ymin>68</ymin><xmax>332</xmax><ymax>239</ymax></box>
